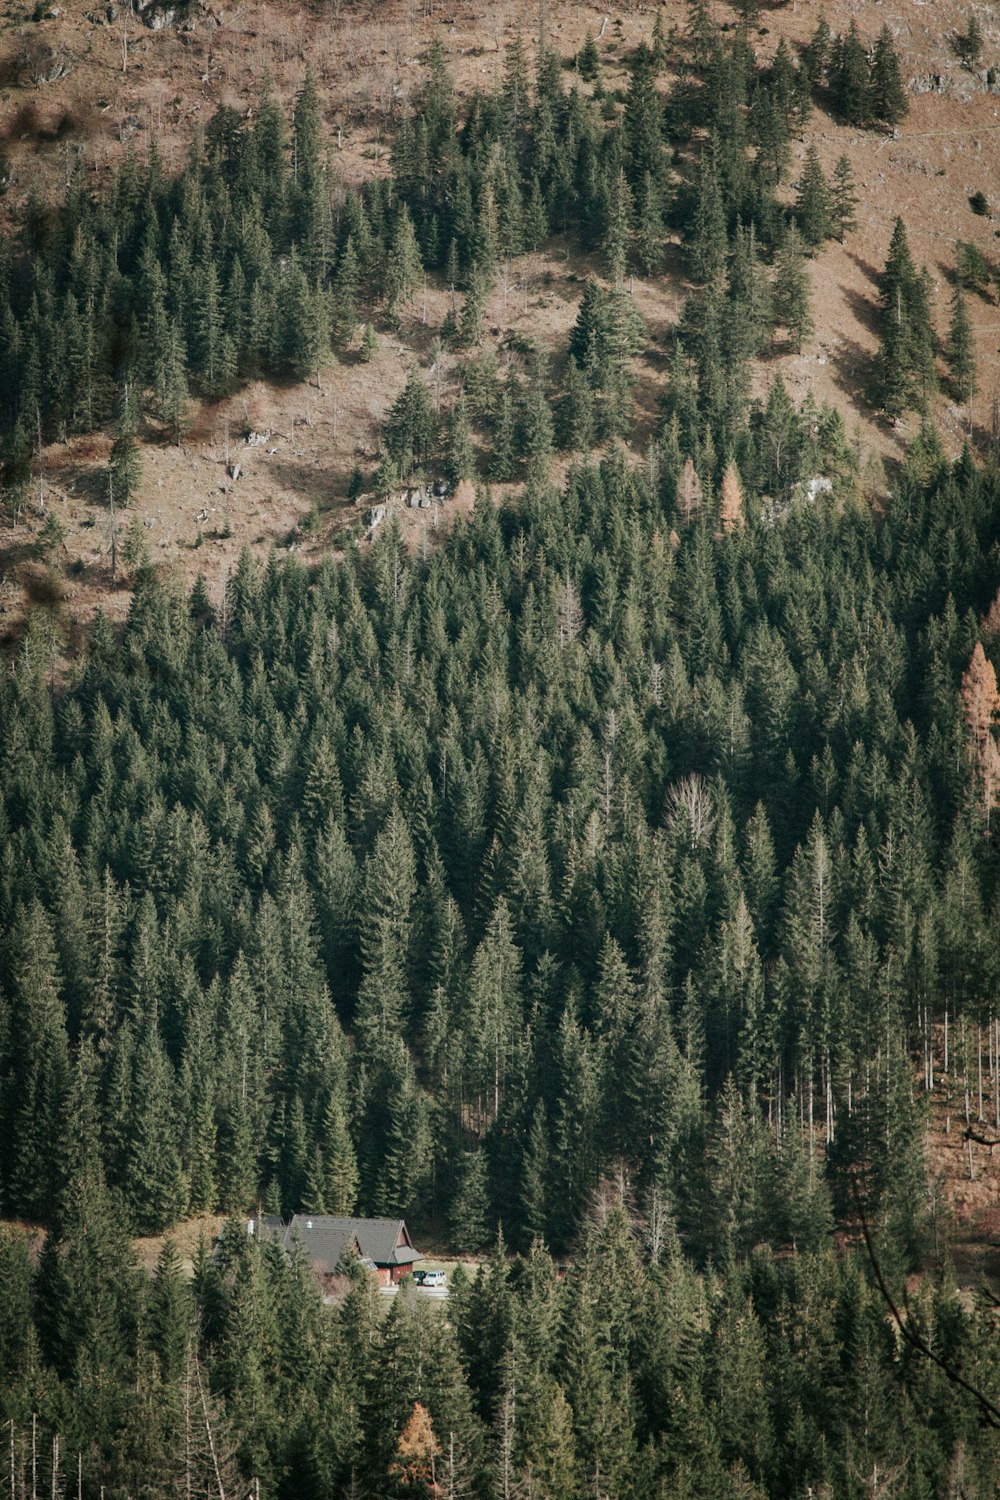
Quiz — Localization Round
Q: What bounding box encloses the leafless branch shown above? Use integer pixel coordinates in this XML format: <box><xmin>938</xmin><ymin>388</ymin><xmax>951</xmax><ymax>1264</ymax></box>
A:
<box><xmin>849</xmin><ymin>1170</ymin><xmax>1000</xmax><ymax>1430</ymax></box>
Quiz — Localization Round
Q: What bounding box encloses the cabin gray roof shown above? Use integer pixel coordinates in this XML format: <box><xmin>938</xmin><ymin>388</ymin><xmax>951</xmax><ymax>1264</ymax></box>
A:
<box><xmin>284</xmin><ymin>1215</ymin><xmax>420</xmax><ymax>1272</ymax></box>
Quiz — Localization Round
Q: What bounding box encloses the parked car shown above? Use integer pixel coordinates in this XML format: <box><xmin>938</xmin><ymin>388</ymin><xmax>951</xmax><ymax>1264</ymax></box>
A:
<box><xmin>413</xmin><ymin>1268</ymin><xmax>447</xmax><ymax>1288</ymax></box>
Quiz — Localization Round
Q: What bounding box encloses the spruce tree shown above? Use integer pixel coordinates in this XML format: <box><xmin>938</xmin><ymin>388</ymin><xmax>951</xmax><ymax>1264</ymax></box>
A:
<box><xmin>832</xmin><ymin>23</ymin><xmax>871</xmax><ymax>126</ymax></box>
<box><xmin>109</xmin><ymin>408</ymin><xmax>142</xmax><ymax>510</ymax></box>
<box><xmin>577</xmin><ymin>31</ymin><xmax>600</xmax><ymax>82</ymax></box>
<box><xmin>794</xmin><ymin>144</ymin><xmax>832</xmax><ymax>251</ymax></box>
<box><xmin>489</xmin><ymin>369</ymin><xmax>519</xmax><ymax>481</ymax></box>
<box><xmin>634</xmin><ymin>171</ymin><xmax>666</xmax><ymax>276</ymax></box>
<box><xmin>831</xmin><ymin>154</ymin><xmax>859</xmax><ymax>243</ymax></box>
<box><xmin>604</xmin><ymin>166</ymin><xmax>633</xmax><ymax>285</ymax></box>
<box><xmin>383</xmin><ymin>368</ymin><xmax>439</xmax><ymax>477</ymax></box>
<box><xmin>557</xmin><ymin>356</ymin><xmax>596</xmax><ymax>452</ymax></box>
<box><xmin>450</xmin><ymin>1150</ymin><xmax>491</xmax><ymax>1253</ymax></box>
<box><xmin>802</xmin><ymin>14</ymin><xmax>832</xmax><ymax>87</ymax></box>
<box><xmin>871</xmin><ymin>26</ymin><xmax>909</xmax><ymax>126</ymax></box>
<box><xmin>2</xmin><ymin>901</ymin><xmax>72</xmax><ymax>1223</ymax></box>
<box><xmin>385</xmin><ymin>205</ymin><xmax>424</xmax><ymax>317</ymax></box>
<box><xmin>445</xmin><ymin>396</ymin><xmax>476</xmax><ymax>484</ymax></box>
<box><xmin>688</xmin><ymin>154</ymin><xmax>728</xmax><ymax>289</ymax></box>
<box><xmin>946</xmin><ymin>287</ymin><xmax>977</xmax><ymax>409</ymax></box>
<box><xmin>519</xmin><ymin>356</ymin><xmax>555</xmax><ymax>484</ymax></box>
<box><xmin>774</xmin><ymin>225</ymin><xmax>813</xmax><ymax>352</ymax></box>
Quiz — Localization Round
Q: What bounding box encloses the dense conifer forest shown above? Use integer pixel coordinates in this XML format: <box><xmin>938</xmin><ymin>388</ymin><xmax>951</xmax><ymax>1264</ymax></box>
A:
<box><xmin>3</xmin><ymin>5</ymin><xmax>1000</xmax><ymax>1497</ymax></box>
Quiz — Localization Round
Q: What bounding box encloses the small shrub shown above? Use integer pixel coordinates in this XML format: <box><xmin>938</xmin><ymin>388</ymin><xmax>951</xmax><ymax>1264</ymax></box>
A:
<box><xmin>969</xmin><ymin>191</ymin><xmax>990</xmax><ymax>216</ymax></box>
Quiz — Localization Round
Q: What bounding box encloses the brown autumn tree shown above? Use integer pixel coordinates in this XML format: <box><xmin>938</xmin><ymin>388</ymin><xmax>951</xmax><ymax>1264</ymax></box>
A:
<box><xmin>961</xmin><ymin>641</ymin><xmax>1000</xmax><ymax>819</ymax></box>
<box><xmin>719</xmin><ymin>461</ymin><xmax>744</xmax><ymax>533</ymax></box>
<box><xmin>389</xmin><ymin>1403</ymin><xmax>443</xmax><ymax>1498</ymax></box>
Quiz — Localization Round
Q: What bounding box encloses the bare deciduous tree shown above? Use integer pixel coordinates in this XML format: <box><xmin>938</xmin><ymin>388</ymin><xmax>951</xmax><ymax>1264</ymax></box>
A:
<box><xmin>664</xmin><ymin>773</ymin><xmax>716</xmax><ymax>848</ymax></box>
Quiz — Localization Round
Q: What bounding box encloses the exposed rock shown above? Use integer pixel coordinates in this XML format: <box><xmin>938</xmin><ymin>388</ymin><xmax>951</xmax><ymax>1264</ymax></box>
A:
<box><xmin>802</xmin><ymin>475</ymin><xmax>834</xmax><ymax>503</ymax></box>
<box><xmin>21</xmin><ymin>39</ymin><xmax>75</xmax><ymax>83</ymax></box>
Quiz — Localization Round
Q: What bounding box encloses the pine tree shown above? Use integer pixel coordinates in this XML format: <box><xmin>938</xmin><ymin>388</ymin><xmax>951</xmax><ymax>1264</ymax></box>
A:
<box><xmin>109</xmin><ymin>420</ymin><xmax>142</xmax><ymax>510</ymax></box>
<box><xmin>279</xmin><ymin>257</ymin><xmax>326</xmax><ymax>383</ymax></box>
<box><xmin>383</xmin><ymin>367</ymin><xmax>439</xmax><ymax>478</ymax></box>
<box><xmin>519</xmin><ymin>355</ymin><xmax>555</xmax><ymax>484</ymax></box>
<box><xmin>774</xmin><ymin>225</ymin><xmax>813</xmax><ymax>352</ymax></box>
<box><xmin>122</xmin><ymin>1011</ymin><xmax>187</xmax><ymax>1233</ymax></box>
<box><xmin>385</xmin><ymin>205</ymin><xmax>424</xmax><ymax>317</ymax></box>
<box><xmin>459</xmin><ymin>264</ymin><xmax>490</xmax><ymax>348</ymax></box>
<box><xmin>831</xmin><ymin>154</ymin><xmax>859</xmax><ymax>243</ymax></box>
<box><xmin>794</xmin><ymin>144</ymin><xmax>832</xmax><ymax>251</ymax></box>
<box><xmin>624</xmin><ymin>45</ymin><xmax>664</xmax><ymax>186</ymax></box>
<box><xmin>958</xmin><ymin>14</ymin><xmax>984</xmax><ymax>67</ymax></box>
<box><xmin>688</xmin><ymin>154</ymin><xmax>728</xmax><ymax>289</ymax></box>
<box><xmin>445</xmin><ymin>396</ymin><xmax>476</xmax><ymax>483</ymax></box>
<box><xmin>313</xmin><ymin>1089</ymin><xmax>359</xmax><ymax>1215</ymax></box>
<box><xmin>634</xmin><ymin>171</ymin><xmax>666</xmax><ymax>276</ymax></box>
<box><xmin>960</xmin><ymin>641</ymin><xmax>1000</xmax><ymax>814</ymax></box>
<box><xmin>577</xmin><ymin>31</ymin><xmax>600</xmax><ymax>82</ymax></box>
<box><xmin>360</xmin><ymin>321</ymin><xmax>378</xmax><ymax>363</ymax></box>
<box><xmin>3</xmin><ymin>901</ymin><xmax>73</xmax><ymax>1222</ymax></box>
<box><xmin>557</xmin><ymin>356</ymin><xmax>596</xmax><ymax>452</ymax></box>
<box><xmin>449</xmin><ymin>1150</ymin><xmax>491</xmax><ymax>1254</ymax></box>
<box><xmin>332</xmin><ymin>236</ymin><xmax>361</xmax><ymax>346</ymax></box>
<box><xmin>871</xmin><ymin>26</ymin><xmax>909</xmax><ymax>126</ymax></box>
<box><xmin>832</xmin><ymin>22</ymin><xmax>871</xmax><ymax>126</ymax></box>
<box><xmin>878</xmin><ymin>219</ymin><xmax>937</xmax><ymax>412</ymax></box>
<box><xmin>604</xmin><ymin>166</ymin><xmax>633</xmax><ymax>285</ymax></box>
<box><xmin>355</xmin><ymin>807</ymin><xmax>418</xmax><ymax>1056</ymax></box>
<box><xmin>489</xmin><ymin>369</ymin><xmax>519</xmax><ymax>481</ymax></box>
<box><xmin>147</xmin><ymin>1238</ymin><xmax>193</xmax><ymax>1384</ymax></box>
<box><xmin>151</xmin><ymin>316</ymin><xmax>189</xmax><ymax>445</ymax></box>
<box><xmin>802</xmin><ymin>14</ymin><xmax>832</xmax><ymax>86</ymax></box>
<box><xmin>946</xmin><ymin>287</ymin><xmax>977</xmax><ymax>408</ymax></box>
<box><xmin>520</xmin><ymin>1100</ymin><xmax>550</xmax><ymax>1248</ymax></box>
<box><xmin>676</xmin><ymin>455</ymin><xmax>703</xmax><ymax>526</ymax></box>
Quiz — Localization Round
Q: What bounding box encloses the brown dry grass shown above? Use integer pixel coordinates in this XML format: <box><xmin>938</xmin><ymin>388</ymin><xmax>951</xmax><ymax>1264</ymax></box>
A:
<box><xmin>134</xmin><ymin>1212</ymin><xmax>225</xmax><ymax>1275</ymax></box>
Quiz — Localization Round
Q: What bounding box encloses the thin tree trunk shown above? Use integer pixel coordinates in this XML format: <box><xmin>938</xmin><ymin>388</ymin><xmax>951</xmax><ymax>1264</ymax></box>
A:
<box><xmin>944</xmin><ymin>1005</ymin><xmax>949</xmax><ymax>1076</ymax></box>
<box><xmin>195</xmin><ymin>1358</ymin><xmax>227</xmax><ymax>1500</ymax></box>
<box><xmin>964</xmin><ymin>1018</ymin><xmax>971</xmax><ymax>1125</ymax></box>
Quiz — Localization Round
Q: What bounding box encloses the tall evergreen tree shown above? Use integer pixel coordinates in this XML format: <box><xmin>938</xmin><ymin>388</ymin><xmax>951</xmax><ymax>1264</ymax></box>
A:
<box><xmin>774</xmin><ymin>226</ymin><xmax>813</xmax><ymax>352</ymax></box>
